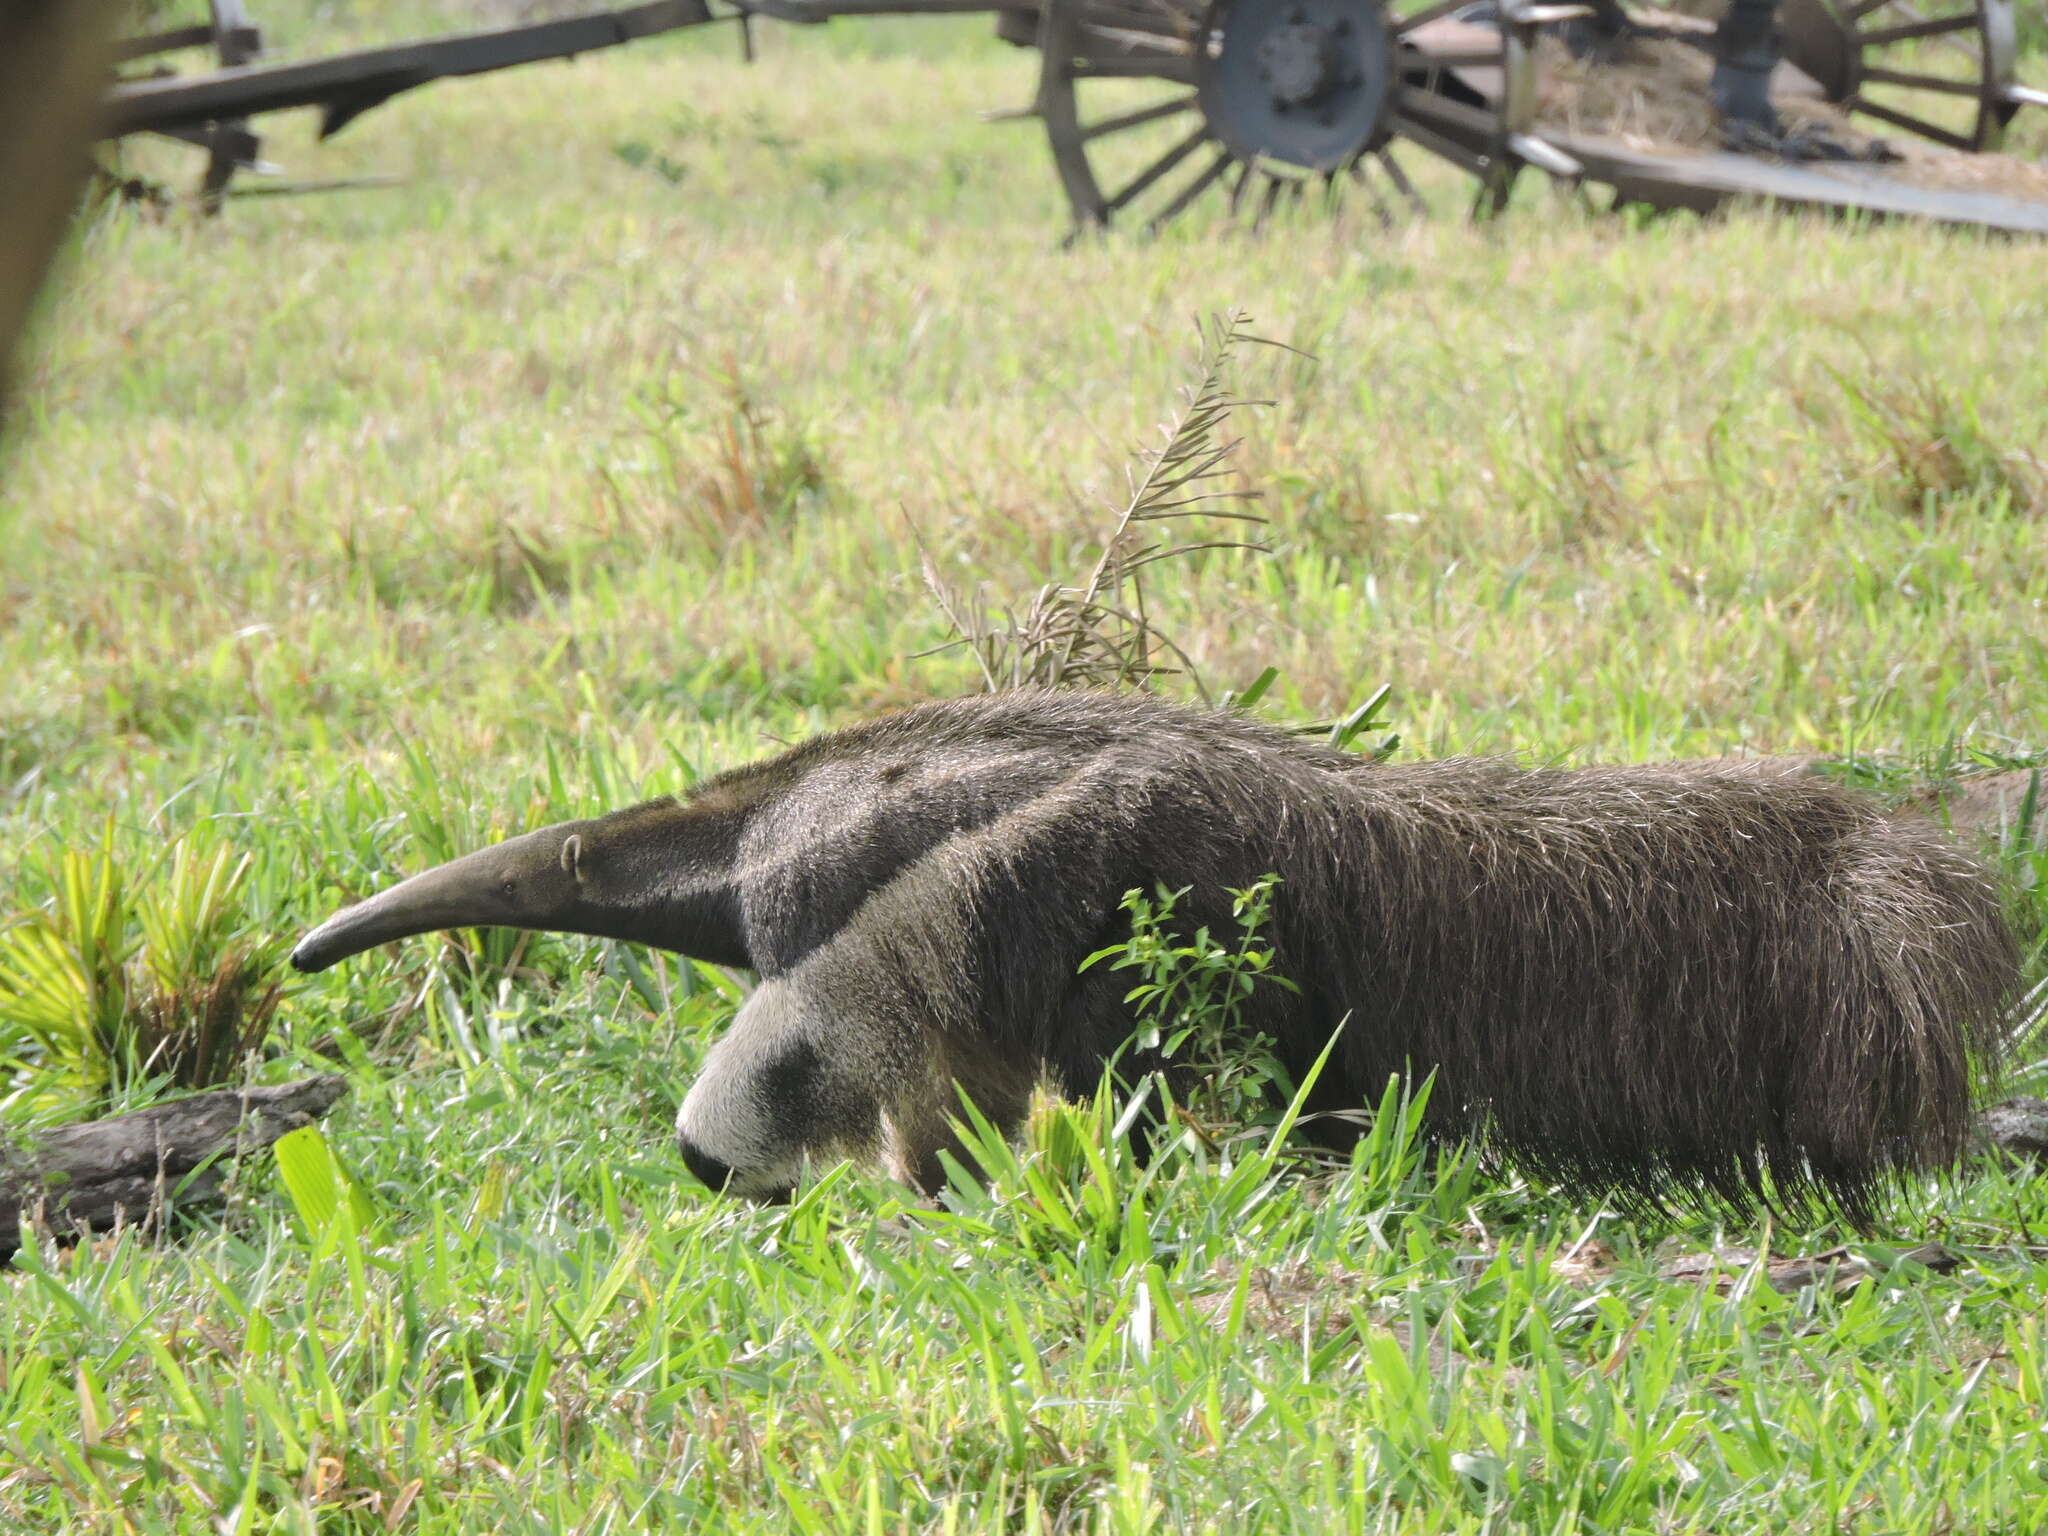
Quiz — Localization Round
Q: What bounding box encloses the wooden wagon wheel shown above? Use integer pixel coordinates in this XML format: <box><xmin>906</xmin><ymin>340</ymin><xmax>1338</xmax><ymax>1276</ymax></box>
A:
<box><xmin>1779</xmin><ymin>0</ymin><xmax>2024</xmax><ymax>152</ymax></box>
<box><xmin>1032</xmin><ymin>0</ymin><xmax>1532</xmax><ymax>236</ymax></box>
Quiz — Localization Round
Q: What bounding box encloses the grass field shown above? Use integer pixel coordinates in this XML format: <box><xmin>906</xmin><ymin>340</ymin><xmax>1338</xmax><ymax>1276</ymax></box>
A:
<box><xmin>3</xmin><ymin>5</ymin><xmax>2048</xmax><ymax>1529</ymax></box>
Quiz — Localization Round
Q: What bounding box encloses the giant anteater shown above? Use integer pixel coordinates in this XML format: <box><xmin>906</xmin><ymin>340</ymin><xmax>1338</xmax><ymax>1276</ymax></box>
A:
<box><xmin>294</xmin><ymin>690</ymin><xmax>2019</xmax><ymax>1221</ymax></box>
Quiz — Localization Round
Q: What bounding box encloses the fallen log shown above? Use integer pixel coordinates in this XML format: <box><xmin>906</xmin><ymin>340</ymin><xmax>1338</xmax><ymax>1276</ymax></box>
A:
<box><xmin>1</xmin><ymin>1075</ymin><xmax>347</xmax><ymax>1263</ymax></box>
<box><xmin>1976</xmin><ymin>1095</ymin><xmax>2048</xmax><ymax>1163</ymax></box>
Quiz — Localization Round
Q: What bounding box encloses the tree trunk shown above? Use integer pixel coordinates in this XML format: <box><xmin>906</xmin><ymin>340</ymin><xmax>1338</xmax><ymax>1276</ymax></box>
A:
<box><xmin>1</xmin><ymin>1075</ymin><xmax>348</xmax><ymax>1263</ymax></box>
<box><xmin>0</xmin><ymin>2</ymin><xmax>118</xmax><ymax>422</ymax></box>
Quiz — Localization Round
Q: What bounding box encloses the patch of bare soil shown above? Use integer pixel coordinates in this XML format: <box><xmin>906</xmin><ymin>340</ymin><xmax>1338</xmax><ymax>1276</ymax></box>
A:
<box><xmin>1911</xmin><ymin>768</ymin><xmax>2045</xmax><ymax>842</ymax></box>
<box><xmin>1532</xmin><ymin>16</ymin><xmax>2048</xmax><ymax>203</ymax></box>
<box><xmin>1658</xmin><ymin>1241</ymin><xmax>1960</xmax><ymax>1295</ymax></box>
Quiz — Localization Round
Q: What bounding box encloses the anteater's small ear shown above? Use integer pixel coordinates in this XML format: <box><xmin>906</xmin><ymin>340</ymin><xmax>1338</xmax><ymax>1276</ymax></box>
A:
<box><xmin>560</xmin><ymin>833</ymin><xmax>585</xmax><ymax>881</ymax></box>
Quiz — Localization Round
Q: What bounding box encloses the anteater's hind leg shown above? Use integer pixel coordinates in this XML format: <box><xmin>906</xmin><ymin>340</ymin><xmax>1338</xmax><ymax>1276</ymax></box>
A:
<box><xmin>880</xmin><ymin>1042</ymin><xmax>1038</xmax><ymax>1197</ymax></box>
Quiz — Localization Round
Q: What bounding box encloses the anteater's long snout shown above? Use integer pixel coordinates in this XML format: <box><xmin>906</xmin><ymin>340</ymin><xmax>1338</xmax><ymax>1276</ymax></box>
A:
<box><xmin>290</xmin><ymin>841</ymin><xmax>527</xmax><ymax>973</ymax></box>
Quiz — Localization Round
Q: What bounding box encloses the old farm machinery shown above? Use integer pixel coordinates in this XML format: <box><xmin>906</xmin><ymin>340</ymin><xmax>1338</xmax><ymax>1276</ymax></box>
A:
<box><xmin>104</xmin><ymin>0</ymin><xmax>2048</xmax><ymax>233</ymax></box>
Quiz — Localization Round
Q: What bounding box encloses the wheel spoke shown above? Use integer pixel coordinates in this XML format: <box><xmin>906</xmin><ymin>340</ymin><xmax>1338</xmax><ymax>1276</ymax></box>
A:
<box><xmin>1377</xmin><ymin>146</ymin><xmax>1428</xmax><ymax>212</ymax></box>
<box><xmin>1072</xmin><ymin>58</ymin><xmax>1199</xmax><ymax>82</ymax></box>
<box><xmin>1227</xmin><ymin>158</ymin><xmax>1256</xmax><ymax>214</ymax></box>
<box><xmin>1846</xmin><ymin>95</ymin><xmax>1979</xmax><ymax>149</ymax></box>
<box><xmin>1105</xmin><ymin>123</ymin><xmax>1211</xmax><ymax>212</ymax></box>
<box><xmin>1250</xmin><ymin>173</ymin><xmax>1287</xmax><ymax>232</ymax></box>
<box><xmin>1860</xmin><ymin>66</ymin><xmax>1986</xmax><ymax>98</ymax></box>
<box><xmin>1079</xmin><ymin>94</ymin><xmax>1198</xmax><ymax>142</ymax></box>
<box><xmin>1857</xmin><ymin>13</ymin><xmax>1979</xmax><ymax>47</ymax></box>
<box><xmin>1078</xmin><ymin>25</ymin><xmax>1195</xmax><ymax>56</ymax></box>
<box><xmin>1349</xmin><ymin>156</ymin><xmax>1398</xmax><ymax>227</ymax></box>
<box><xmin>1145</xmin><ymin>146</ymin><xmax>1235</xmax><ymax>232</ymax></box>
<box><xmin>1848</xmin><ymin>0</ymin><xmax>1895</xmax><ymax>19</ymax></box>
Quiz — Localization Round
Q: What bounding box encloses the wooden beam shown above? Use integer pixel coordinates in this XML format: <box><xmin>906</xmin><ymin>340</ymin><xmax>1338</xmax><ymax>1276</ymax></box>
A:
<box><xmin>105</xmin><ymin>0</ymin><xmax>716</xmax><ymax>139</ymax></box>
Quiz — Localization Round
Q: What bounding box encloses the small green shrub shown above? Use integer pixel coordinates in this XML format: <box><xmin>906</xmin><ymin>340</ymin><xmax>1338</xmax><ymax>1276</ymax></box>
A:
<box><xmin>1085</xmin><ymin>873</ymin><xmax>1299</xmax><ymax>1149</ymax></box>
<box><xmin>0</xmin><ymin>824</ymin><xmax>281</xmax><ymax>1115</ymax></box>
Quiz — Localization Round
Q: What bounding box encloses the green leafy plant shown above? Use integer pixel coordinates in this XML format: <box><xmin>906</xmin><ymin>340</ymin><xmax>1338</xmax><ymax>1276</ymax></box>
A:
<box><xmin>0</xmin><ymin>823</ymin><xmax>281</xmax><ymax>1112</ymax></box>
<box><xmin>1084</xmin><ymin>873</ymin><xmax>1300</xmax><ymax>1147</ymax></box>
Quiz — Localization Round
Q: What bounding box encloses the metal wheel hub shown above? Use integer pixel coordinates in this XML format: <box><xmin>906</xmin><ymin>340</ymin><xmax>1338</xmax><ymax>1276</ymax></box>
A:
<box><xmin>1255</xmin><ymin>18</ymin><xmax>1355</xmax><ymax>106</ymax></box>
<box><xmin>1199</xmin><ymin>0</ymin><xmax>1393</xmax><ymax>171</ymax></box>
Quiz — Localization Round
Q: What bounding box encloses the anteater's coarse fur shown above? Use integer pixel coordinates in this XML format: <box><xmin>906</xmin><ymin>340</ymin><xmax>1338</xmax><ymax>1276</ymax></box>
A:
<box><xmin>721</xmin><ymin>689</ymin><xmax>2020</xmax><ymax>1220</ymax></box>
<box><xmin>296</xmin><ymin>691</ymin><xmax>2021</xmax><ymax>1221</ymax></box>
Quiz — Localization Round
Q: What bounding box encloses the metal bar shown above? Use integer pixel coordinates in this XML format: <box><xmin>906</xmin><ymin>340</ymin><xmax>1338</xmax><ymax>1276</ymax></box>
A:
<box><xmin>1507</xmin><ymin>131</ymin><xmax>1582</xmax><ymax>178</ymax></box>
<box><xmin>2008</xmin><ymin>84</ymin><xmax>2048</xmax><ymax>108</ymax></box>
<box><xmin>104</xmin><ymin>0</ymin><xmax>715</xmax><ymax>137</ymax></box>
<box><xmin>227</xmin><ymin>175</ymin><xmax>407</xmax><ymax>198</ymax></box>
<box><xmin>1499</xmin><ymin>3</ymin><xmax>1592</xmax><ymax>22</ymax></box>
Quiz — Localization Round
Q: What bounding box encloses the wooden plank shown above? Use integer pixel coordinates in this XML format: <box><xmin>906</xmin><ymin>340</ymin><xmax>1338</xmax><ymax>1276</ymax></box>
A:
<box><xmin>1549</xmin><ymin>131</ymin><xmax>2048</xmax><ymax>235</ymax></box>
<box><xmin>105</xmin><ymin>0</ymin><xmax>716</xmax><ymax>138</ymax></box>
<box><xmin>741</xmin><ymin>0</ymin><xmax>1017</xmax><ymax>16</ymax></box>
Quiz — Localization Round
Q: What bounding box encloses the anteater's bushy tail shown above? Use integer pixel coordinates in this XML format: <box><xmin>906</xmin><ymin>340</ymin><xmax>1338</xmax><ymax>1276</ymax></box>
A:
<box><xmin>1782</xmin><ymin>816</ymin><xmax>2018</xmax><ymax>1223</ymax></box>
<box><xmin>1382</xmin><ymin>770</ymin><xmax>2022</xmax><ymax>1226</ymax></box>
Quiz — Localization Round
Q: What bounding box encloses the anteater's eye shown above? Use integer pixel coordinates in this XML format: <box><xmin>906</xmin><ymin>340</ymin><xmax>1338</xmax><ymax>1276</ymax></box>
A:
<box><xmin>501</xmin><ymin>879</ymin><xmax>516</xmax><ymax>895</ymax></box>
